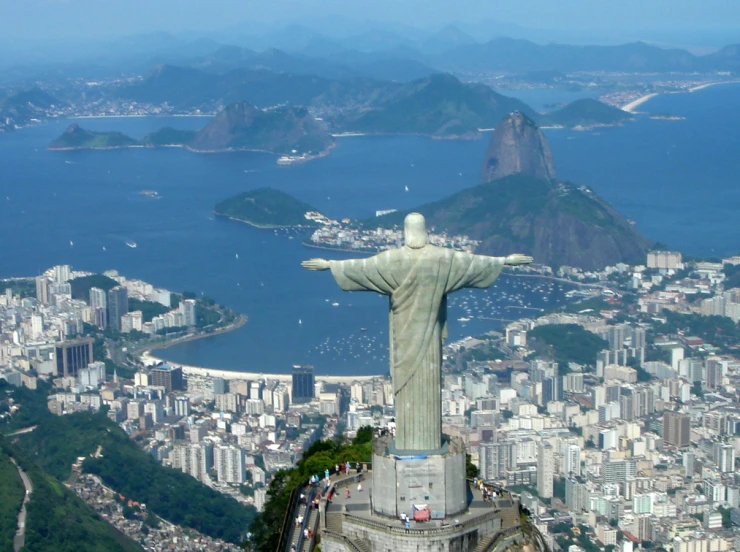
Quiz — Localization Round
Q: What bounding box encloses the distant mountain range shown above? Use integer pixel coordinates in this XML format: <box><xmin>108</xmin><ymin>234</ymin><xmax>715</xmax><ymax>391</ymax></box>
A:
<box><xmin>117</xmin><ymin>70</ymin><xmax>631</xmax><ymax>137</ymax></box>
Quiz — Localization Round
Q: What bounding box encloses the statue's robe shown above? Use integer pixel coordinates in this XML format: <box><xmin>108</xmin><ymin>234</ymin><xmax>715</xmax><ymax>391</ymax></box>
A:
<box><xmin>330</xmin><ymin>245</ymin><xmax>505</xmax><ymax>451</ymax></box>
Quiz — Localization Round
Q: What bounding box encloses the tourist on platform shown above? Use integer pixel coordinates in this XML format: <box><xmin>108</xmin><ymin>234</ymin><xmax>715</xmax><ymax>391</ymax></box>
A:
<box><xmin>345</xmin><ymin>487</ymin><xmax>350</xmax><ymax>499</ymax></box>
<box><xmin>357</xmin><ymin>483</ymin><xmax>363</xmax><ymax>492</ymax></box>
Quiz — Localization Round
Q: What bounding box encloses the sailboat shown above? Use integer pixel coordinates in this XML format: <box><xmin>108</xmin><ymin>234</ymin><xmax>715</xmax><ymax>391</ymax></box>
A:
<box><xmin>299</xmin><ymin>319</ymin><xmax>302</xmax><ymax>325</ymax></box>
<box><xmin>404</xmin><ymin>185</ymin><xmax>409</xmax><ymax>192</ymax></box>
<box><xmin>235</xmin><ymin>253</ymin><xmax>239</xmax><ymax>259</ymax></box>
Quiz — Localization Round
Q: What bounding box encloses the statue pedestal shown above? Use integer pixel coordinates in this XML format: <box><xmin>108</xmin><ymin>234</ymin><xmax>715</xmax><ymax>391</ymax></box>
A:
<box><xmin>371</xmin><ymin>433</ymin><xmax>468</xmax><ymax>519</ymax></box>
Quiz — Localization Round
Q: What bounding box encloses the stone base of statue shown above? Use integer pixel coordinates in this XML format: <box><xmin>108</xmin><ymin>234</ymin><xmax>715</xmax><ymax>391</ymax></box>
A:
<box><xmin>371</xmin><ymin>433</ymin><xmax>468</xmax><ymax>519</ymax></box>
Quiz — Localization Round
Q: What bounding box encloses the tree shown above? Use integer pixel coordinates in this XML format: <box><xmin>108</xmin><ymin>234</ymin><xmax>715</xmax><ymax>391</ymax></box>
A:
<box><xmin>466</xmin><ymin>454</ymin><xmax>479</xmax><ymax>479</ymax></box>
<box><xmin>353</xmin><ymin>426</ymin><xmax>373</xmax><ymax>445</ymax></box>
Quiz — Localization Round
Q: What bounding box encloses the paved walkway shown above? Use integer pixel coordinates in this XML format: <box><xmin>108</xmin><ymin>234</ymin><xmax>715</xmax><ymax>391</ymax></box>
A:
<box><xmin>10</xmin><ymin>457</ymin><xmax>33</xmax><ymax>552</ymax></box>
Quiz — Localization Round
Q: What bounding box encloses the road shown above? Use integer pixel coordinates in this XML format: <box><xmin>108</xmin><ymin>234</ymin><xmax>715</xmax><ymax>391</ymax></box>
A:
<box><xmin>6</xmin><ymin>425</ymin><xmax>37</xmax><ymax>437</ymax></box>
<box><xmin>10</xmin><ymin>457</ymin><xmax>33</xmax><ymax>552</ymax></box>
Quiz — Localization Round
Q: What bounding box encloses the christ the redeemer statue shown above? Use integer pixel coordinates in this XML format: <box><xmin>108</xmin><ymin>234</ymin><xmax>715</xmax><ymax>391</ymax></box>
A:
<box><xmin>302</xmin><ymin>213</ymin><xmax>532</xmax><ymax>451</ymax></box>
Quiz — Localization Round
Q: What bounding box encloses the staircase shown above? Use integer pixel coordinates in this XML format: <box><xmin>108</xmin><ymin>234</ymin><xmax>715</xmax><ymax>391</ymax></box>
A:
<box><xmin>287</xmin><ymin>496</ymin><xmax>311</xmax><ymax>551</ymax></box>
<box><xmin>498</xmin><ymin>505</ymin><xmax>520</xmax><ymax>531</ymax></box>
<box><xmin>301</xmin><ymin>507</ymin><xmax>319</xmax><ymax>551</ymax></box>
<box><xmin>325</xmin><ymin>512</ymin><xmax>343</xmax><ymax>533</ymax></box>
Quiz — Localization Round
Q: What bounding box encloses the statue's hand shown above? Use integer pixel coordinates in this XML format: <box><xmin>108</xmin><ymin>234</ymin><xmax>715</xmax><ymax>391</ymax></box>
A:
<box><xmin>504</xmin><ymin>254</ymin><xmax>534</xmax><ymax>266</ymax></box>
<box><xmin>301</xmin><ymin>258</ymin><xmax>331</xmax><ymax>271</ymax></box>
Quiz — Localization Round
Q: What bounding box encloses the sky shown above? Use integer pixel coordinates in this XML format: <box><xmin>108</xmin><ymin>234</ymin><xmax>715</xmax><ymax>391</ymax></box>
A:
<box><xmin>2</xmin><ymin>0</ymin><xmax>740</xmax><ymax>41</ymax></box>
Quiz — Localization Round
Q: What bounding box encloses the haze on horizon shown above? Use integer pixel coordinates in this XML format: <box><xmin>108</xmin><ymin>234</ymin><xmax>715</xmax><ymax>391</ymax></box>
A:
<box><xmin>3</xmin><ymin>0</ymin><xmax>740</xmax><ymax>46</ymax></box>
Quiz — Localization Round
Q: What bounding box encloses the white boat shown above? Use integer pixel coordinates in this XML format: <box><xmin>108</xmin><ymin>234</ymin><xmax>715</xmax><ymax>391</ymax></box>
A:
<box><xmin>404</xmin><ymin>185</ymin><xmax>409</xmax><ymax>192</ymax></box>
<box><xmin>299</xmin><ymin>319</ymin><xmax>302</xmax><ymax>325</ymax></box>
<box><xmin>69</xmin><ymin>240</ymin><xmax>74</xmax><ymax>247</ymax></box>
<box><xmin>332</xmin><ymin>302</ymin><xmax>340</xmax><ymax>307</ymax></box>
<box><xmin>126</xmin><ymin>241</ymin><xmax>137</xmax><ymax>248</ymax></box>
<box><xmin>235</xmin><ymin>253</ymin><xmax>239</xmax><ymax>259</ymax></box>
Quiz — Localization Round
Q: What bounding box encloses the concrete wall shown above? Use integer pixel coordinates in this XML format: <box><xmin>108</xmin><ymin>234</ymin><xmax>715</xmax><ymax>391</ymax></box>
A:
<box><xmin>372</xmin><ymin>440</ymin><xmax>467</xmax><ymax>518</ymax></box>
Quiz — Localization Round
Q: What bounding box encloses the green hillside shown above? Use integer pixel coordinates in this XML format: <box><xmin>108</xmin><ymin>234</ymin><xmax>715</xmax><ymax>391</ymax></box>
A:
<box><xmin>0</xmin><ymin>449</ymin><xmax>24</xmax><ymax>552</ymax></box>
<box><xmin>140</xmin><ymin>127</ymin><xmax>198</xmax><ymax>146</ymax></box>
<box><xmin>337</xmin><ymin>73</ymin><xmax>535</xmax><ymax>137</ymax></box>
<box><xmin>0</xmin><ymin>439</ymin><xmax>142</xmax><ymax>552</ymax></box>
<box><xmin>1</xmin><ymin>382</ymin><xmax>255</xmax><ymax>545</ymax></box>
<box><xmin>215</xmin><ymin>187</ymin><xmax>320</xmax><ymax>227</ymax></box>
<box><xmin>49</xmin><ymin>124</ymin><xmax>138</xmax><ymax>150</ymax></box>
<box><xmin>542</xmin><ymin>98</ymin><xmax>633</xmax><ymax>128</ymax></box>
<box><xmin>372</xmin><ymin>173</ymin><xmax>651</xmax><ymax>270</ymax></box>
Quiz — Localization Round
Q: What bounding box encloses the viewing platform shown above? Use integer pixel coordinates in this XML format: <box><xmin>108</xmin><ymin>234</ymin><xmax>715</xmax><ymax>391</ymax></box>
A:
<box><xmin>318</xmin><ymin>469</ymin><xmax>523</xmax><ymax>552</ymax></box>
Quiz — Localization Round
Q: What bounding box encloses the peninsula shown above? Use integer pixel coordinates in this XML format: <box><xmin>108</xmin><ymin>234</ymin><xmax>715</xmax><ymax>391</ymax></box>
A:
<box><xmin>48</xmin><ymin>102</ymin><xmax>334</xmax><ymax>161</ymax></box>
<box><xmin>214</xmin><ymin>187</ymin><xmax>323</xmax><ymax>228</ymax></box>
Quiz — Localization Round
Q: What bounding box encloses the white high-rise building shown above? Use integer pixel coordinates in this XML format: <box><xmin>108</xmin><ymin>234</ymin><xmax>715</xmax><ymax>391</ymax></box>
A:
<box><xmin>563</xmin><ymin>444</ymin><xmax>581</xmax><ymax>477</ymax></box>
<box><xmin>30</xmin><ymin>314</ymin><xmax>44</xmax><ymax>339</ymax></box>
<box><xmin>79</xmin><ymin>361</ymin><xmax>106</xmax><ymax>387</ymax></box>
<box><xmin>537</xmin><ymin>441</ymin><xmax>554</xmax><ymax>499</ymax></box>
<box><xmin>254</xmin><ymin>488</ymin><xmax>268</xmax><ymax>512</ymax></box>
<box><xmin>53</xmin><ymin>265</ymin><xmax>71</xmax><ymax>284</ymax></box>
<box><xmin>180</xmin><ymin>299</ymin><xmax>197</xmax><ymax>327</ymax></box>
<box><xmin>214</xmin><ymin>445</ymin><xmax>246</xmax><ymax>483</ymax></box>
<box><xmin>36</xmin><ymin>277</ymin><xmax>51</xmax><ymax>305</ymax></box>
<box><xmin>180</xmin><ymin>443</ymin><xmax>213</xmax><ymax>482</ymax></box>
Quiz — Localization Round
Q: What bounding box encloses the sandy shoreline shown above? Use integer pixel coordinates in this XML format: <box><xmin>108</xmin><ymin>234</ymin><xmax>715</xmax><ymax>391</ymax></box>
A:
<box><xmin>139</xmin><ymin>351</ymin><xmax>381</xmax><ymax>383</ymax></box>
<box><xmin>621</xmin><ymin>93</ymin><xmax>659</xmax><ymax>113</ymax></box>
<box><xmin>622</xmin><ymin>80</ymin><xmax>740</xmax><ymax>113</ymax></box>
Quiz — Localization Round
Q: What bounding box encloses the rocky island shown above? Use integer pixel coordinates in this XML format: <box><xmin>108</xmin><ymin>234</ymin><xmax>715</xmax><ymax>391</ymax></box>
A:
<box><xmin>373</xmin><ymin>111</ymin><xmax>652</xmax><ymax>270</ymax></box>
<box><xmin>541</xmin><ymin>98</ymin><xmax>634</xmax><ymax>129</ymax></box>
<box><xmin>215</xmin><ymin>187</ymin><xmax>322</xmax><ymax>228</ymax></box>
<box><xmin>48</xmin><ymin>102</ymin><xmax>334</xmax><ymax>162</ymax></box>
<box><xmin>48</xmin><ymin>123</ymin><xmax>138</xmax><ymax>150</ymax></box>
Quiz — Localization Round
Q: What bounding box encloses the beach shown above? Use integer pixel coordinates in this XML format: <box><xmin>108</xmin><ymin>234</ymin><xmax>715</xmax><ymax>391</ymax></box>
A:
<box><xmin>622</xmin><ymin>80</ymin><xmax>740</xmax><ymax>113</ymax></box>
<box><xmin>621</xmin><ymin>93</ymin><xmax>659</xmax><ymax>113</ymax></box>
<box><xmin>139</xmin><ymin>351</ymin><xmax>381</xmax><ymax>384</ymax></box>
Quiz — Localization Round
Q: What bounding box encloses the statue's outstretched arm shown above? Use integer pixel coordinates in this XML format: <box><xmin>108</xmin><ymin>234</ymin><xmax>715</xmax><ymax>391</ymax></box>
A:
<box><xmin>301</xmin><ymin>258</ymin><xmax>331</xmax><ymax>271</ymax></box>
<box><xmin>504</xmin><ymin>254</ymin><xmax>534</xmax><ymax>266</ymax></box>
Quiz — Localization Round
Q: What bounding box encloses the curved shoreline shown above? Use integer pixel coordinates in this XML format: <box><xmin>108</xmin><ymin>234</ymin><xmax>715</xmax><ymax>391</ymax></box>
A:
<box><xmin>140</xmin><ymin>350</ymin><xmax>381</xmax><ymax>383</ymax></box>
<box><xmin>138</xmin><ymin>314</ymin><xmax>382</xmax><ymax>382</ymax></box>
<box><xmin>621</xmin><ymin>80</ymin><xmax>740</xmax><ymax>113</ymax></box>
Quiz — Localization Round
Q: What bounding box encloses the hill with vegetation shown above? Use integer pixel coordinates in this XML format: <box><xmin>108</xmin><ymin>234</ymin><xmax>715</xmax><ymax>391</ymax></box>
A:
<box><xmin>0</xmin><ymin>446</ymin><xmax>24</xmax><ymax>550</ymax></box>
<box><xmin>542</xmin><ymin>98</ymin><xmax>633</xmax><ymax>128</ymax></box>
<box><xmin>2</xmin><ymin>382</ymin><xmax>255</xmax><ymax>545</ymax></box>
<box><xmin>251</xmin><ymin>429</ymin><xmax>373</xmax><ymax>552</ymax></box>
<box><xmin>215</xmin><ymin>187</ymin><xmax>321</xmax><ymax>227</ymax></box>
<box><xmin>139</xmin><ymin>127</ymin><xmax>198</xmax><ymax>146</ymax></box>
<box><xmin>69</xmin><ymin>274</ymin><xmax>120</xmax><ymax>300</ymax></box>
<box><xmin>375</xmin><ymin>173</ymin><xmax>651</xmax><ymax>270</ymax></box>
<box><xmin>527</xmin><ymin>324</ymin><xmax>609</xmax><ymax>367</ymax></box>
<box><xmin>373</xmin><ymin>112</ymin><xmax>651</xmax><ymax>270</ymax></box>
<box><xmin>334</xmin><ymin>73</ymin><xmax>536</xmax><ymax>137</ymax></box>
<box><xmin>49</xmin><ymin>124</ymin><xmax>138</xmax><ymax>150</ymax></box>
<box><xmin>0</xmin><ymin>438</ymin><xmax>143</xmax><ymax>552</ymax></box>
<box><xmin>189</xmin><ymin>102</ymin><xmax>333</xmax><ymax>154</ymax></box>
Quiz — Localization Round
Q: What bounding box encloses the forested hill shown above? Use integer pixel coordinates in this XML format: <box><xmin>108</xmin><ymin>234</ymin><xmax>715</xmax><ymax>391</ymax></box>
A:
<box><xmin>0</xmin><ymin>438</ymin><xmax>143</xmax><ymax>552</ymax></box>
<box><xmin>1</xmin><ymin>381</ymin><xmax>256</xmax><ymax>545</ymax></box>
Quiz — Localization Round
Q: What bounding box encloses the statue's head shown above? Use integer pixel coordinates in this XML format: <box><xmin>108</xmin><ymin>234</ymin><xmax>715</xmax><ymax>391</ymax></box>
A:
<box><xmin>404</xmin><ymin>213</ymin><xmax>428</xmax><ymax>249</ymax></box>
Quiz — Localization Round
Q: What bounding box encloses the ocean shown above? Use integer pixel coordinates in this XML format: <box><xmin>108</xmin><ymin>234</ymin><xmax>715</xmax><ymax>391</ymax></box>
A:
<box><xmin>0</xmin><ymin>83</ymin><xmax>738</xmax><ymax>375</ymax></box>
